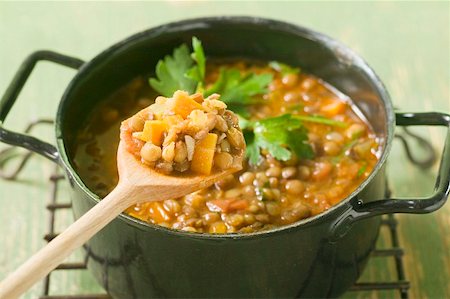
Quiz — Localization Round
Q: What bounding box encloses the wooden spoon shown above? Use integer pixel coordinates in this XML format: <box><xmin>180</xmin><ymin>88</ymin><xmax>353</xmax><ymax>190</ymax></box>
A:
<box><xmin>0</xmin><ymin>137</ymin><xmax>243</xmax><ymax>298</ymax></box>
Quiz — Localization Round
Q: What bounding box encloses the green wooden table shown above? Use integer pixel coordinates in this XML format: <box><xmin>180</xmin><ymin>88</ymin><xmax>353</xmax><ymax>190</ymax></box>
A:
<box><xmin>0</xmin><ymin>2</ymin><xmax>448</xmax><ymax>298</ymax></box>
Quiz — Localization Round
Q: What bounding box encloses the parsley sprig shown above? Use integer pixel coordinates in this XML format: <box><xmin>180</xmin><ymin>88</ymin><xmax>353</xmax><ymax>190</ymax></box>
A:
<box><xmin>241</xmin><ymin>114</ymin><xmax>314</xmax><ymax>165</ymax></box>
<box><xmin>147</xmin><ymin>38</ymin><xmax>347</xmax><ymax>165</ymax></box>
<box><xmin>186</xmin><ymin>37</ymin><xmax>206</xmax><ymax>92</ymax></box>
<box><xmin>149</xmin><ymin>37</ymin><xmax>272</xmax><ymax>117</ymax></box>
<box><xmin>149</xmin><ymin>37</ymin><xmax>205</xmax><ymax>96</ymax></box>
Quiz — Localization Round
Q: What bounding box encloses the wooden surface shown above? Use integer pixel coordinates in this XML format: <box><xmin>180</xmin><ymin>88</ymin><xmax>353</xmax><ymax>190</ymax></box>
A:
<box><xmin>0</xmin><ymin>2</ymin><xmax>448</xmax><ymax>298</ymax></box>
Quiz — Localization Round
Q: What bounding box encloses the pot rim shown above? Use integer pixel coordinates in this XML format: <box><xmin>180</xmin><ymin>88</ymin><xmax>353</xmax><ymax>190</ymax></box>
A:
<box><xmin>56</xmin><ymin>16</ymin><xmax>395</xmax><ymax>239</ymax></box>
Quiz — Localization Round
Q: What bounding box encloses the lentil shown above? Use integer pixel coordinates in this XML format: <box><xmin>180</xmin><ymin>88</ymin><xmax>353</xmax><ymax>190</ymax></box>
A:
<box><xmin>214</xmin><ymin>152</ymin><xmax>234</xmax><ymax>170</ymax></box>
<box><xmin>239</xmin><ymin>172</ymin><xmax>255</xmax><ymax>185</ymax></box>
<box><xmin>281</xmin><ymin>167</ymin><xmax>297</xmax><ymax>179</ymax></box>
<box><xmin>285</xmin><ymin>180</ymin><xmax>305</xmax><ymax>195</ymax></box>
<box><xmin>266</xmin><ymin>166</ymin><xmax>282</xmax><ymax>178</ymax></box>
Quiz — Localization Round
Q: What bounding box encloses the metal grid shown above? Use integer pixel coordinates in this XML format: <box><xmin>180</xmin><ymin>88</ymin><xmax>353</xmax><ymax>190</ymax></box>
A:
<box><xmin>40</xmin><ymin>167</ymin><xmax>110</xmax><ymax>299</ymax></box>
<box><xmin>36</xmin><ymin>167</ymin><xmax>410</xmax><ymax>299</ymax></box>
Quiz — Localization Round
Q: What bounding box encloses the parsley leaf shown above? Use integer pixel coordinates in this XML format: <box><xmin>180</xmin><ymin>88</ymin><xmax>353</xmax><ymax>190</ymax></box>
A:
<box><xmin>292</xmin><ymin>115</ymin><xmax>348</xmax><ymax>128</ymax></box>
<box><xmin>269</xmin><ymin>61</ymin><xmax>300</xmax><ymax>75</ymax></box>
<box><xmin>243</xmin><ymin>114</ymin><xmax>314</xmax><ymax>165</ymax></box>
<box><xmin>149</xmin><ymin>36</ymin><xmax>272</xmax><ymax>114</ymax></box>
<box><xmin>186</xmin><ymin>37</ymin><xmax>206</xmax><ymax>92</ymax></box>
<box><xmin>357</xmin><ymin>162</ymin><xmax>367</xmax><ymax>177</ymax></box>
<box><xmin>205</xmin><ymin>68</ymin><xmax>273</xmax><ymax>116</ymax></box>
<box><xmin>149</xmin><ymin>44</ymin><xmax>196</xmax><ymax>96</ymax></box>
<box><xmin>149</xmin><ymin>37</ymin><xmax>205</xmax><ymax>97</ymax></box>
<box><xmin>244</xmin><ymin>131</ymin><xmax>261</xmax><ymax>165</ymax></box>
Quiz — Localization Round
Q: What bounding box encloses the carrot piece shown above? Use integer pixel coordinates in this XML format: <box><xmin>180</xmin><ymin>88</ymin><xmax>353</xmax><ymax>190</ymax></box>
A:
<box><xmin>167</xmin><ymin>91</ymin><xmax>204</xmax><ymax>118</ymax></box>
<box><xmin>320</xmin><ymin>99</ymin><xmax>346</xmax><ymax>117</ymax></box>
<box><xmin>229</xmin><ymin>199</ymin><xmax>249</xmax><ymax>211</ymax></box>
<box><xmin>207</xmin><ymin>199</ymin><xmax>249</xmax><ymax>213</ymax></box>
<box><xmin>191</xmin><ymin>133</ymin><xmax>218</xmax><ymax>175</ymax></box>
<box><xmin>140</xmin><ymin>120</ymin><xmax>167</xmax><ymax>146</ymax></box>
<box><xmin>312</xmin><ymin>161</ymin><xmax>333</xmax><ymax>181</ymax></box>
<box><xmin>207</xmin><ymin>199</ymin><xmax>234</xmax><ymax>213</ymax></box>
<box><xmin>148</xmin><ymin>202</ymin><xmax>171</xmax><ymax>223</ymax></box>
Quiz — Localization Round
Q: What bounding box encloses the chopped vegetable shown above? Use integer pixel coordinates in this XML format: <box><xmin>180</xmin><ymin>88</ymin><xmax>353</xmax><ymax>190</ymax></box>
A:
<box><xmin>320</xmin><ymin>100</ymin><xmax>346</xmax><ymax>117</ymax></box>
<box><xmin>191</xmin><ymin>133</ymin><xmax>218</xmax><ymax>175</ymax></box>
<box><xmin>140</xmin><ymin>120</ymin><xmax>167</xmax><ymax>146</ymax></box>
<box><xmin>269</xmin><ymin>61</ymin><xmax>300</xmax><ymax>75</ymax></box>
<box><xmin>229</xmin><ymin>199</ymin><xmax>249</xmax><ymax>211</ymax></box>
<box><xmin>166</xmin><ymin>90</ymin><xmax>204</xmax><ymax>118</ymax></box>
<box><xmin>207</xmin><ymin>199</ymin><xmax>233</xmax><ymax>213</ymax></box>
<box><xmin>207</xmin><ymin>198</ymin><xmax>249</xmax><ymax>213</ymax></box>
<box><xmin>185</xmin><ymin>135</ymin><xmax>195</xmax><ymax>161</ymax></box>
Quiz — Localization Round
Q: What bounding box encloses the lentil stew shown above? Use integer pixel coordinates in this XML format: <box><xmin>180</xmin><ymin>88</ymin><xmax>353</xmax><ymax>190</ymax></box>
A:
<box><xmin>72</xmin><ymin>59</ymin><xmax>380</xmax><ymax>234</ymax></box>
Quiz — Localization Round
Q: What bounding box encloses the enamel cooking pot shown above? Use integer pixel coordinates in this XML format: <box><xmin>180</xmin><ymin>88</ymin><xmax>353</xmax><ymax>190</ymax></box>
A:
<box><xmin>1</xmin><ymin>17</ymin><xmax>449</xmax><ymax>298</ymax></box>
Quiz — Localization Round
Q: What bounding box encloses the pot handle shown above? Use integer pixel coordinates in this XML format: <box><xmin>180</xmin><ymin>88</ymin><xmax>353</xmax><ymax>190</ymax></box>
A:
<box><xmin>331</xmin><ymin>112</ymin><xmax>450</xmax><ymax>240</ymax></box>
<box><xmin>0</xmin><ymin>51</ymin><xmax>84</xmax><ymax>163</ymax></box>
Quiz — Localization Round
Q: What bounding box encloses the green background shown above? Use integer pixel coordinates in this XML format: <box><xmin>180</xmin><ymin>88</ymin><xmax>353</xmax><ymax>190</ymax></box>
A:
<box><xmin>0</xmin><ymin>1</ymin><xmax>449</xmax><ymax>298</ymax></box>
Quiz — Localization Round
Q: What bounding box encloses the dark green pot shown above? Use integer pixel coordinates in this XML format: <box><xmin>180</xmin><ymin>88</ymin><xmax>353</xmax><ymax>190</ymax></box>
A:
<box><xmin>1</xmin><ymin>17</ymin><xmax>449</xmax><ymax>298</ymax></box>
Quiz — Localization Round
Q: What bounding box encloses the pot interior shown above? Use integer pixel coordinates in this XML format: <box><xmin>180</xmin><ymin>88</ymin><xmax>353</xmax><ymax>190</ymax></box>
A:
<box><xmin>58</xmin><ymin>16</ymin><xmax>394</xmax><ymax>223</ymax></box>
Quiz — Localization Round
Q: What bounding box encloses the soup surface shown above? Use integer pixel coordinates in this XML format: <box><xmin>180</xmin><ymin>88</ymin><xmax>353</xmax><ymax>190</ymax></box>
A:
<box><xmin>72</xmin><ymin>60</ymin><xmax>380</xmax><ymax>234</ymax></box>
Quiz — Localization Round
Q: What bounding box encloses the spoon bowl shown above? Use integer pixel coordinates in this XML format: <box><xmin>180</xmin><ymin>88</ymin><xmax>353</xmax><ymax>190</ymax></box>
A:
<box><xmin>117</xmin><ymin>135</ymin><xmax>243</xmax><ymax>204</ymax></box>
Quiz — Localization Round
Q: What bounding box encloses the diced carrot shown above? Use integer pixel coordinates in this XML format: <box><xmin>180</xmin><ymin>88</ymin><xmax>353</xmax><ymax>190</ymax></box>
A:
<box><xmin>191</xmin><ymin>133</ymin><xmax>218</xmax><ymax>175</ymax></box>
<box><xmin>229</xmin><ymin>199</ymin><xmax>249</xmax><ymax>211</ymax></box>
<box><xmin>206</xmin><ymin>199</ymin><xmax>248</xmax><ymax>213</ymax></box>
<box><xmin>139</xmin><ymin>120</ymin><xmax>167</xmax><ymax>146</ymax></box>
<box><xmin>207</xmin><ymin>199</ymin><xmax>234</xmax><ymax>213</ymax></box>
<box><xmin>320</xmin><ymin>99</ymin><xmax>346</xmax><ymax>117</ymax></box>
<box><xmin>167</xmin><ymin>91</ymin><xmax>204</xmax><ymax>118</ymax></box>
<box><xmin>148</xmin><ymin>202</ymin><xmax>171</xmax><ymax>223</ymax></box>
<box><xmin>198</xmin><ymin>133</ymin><xmax>218</xmax><ymax>149</ymax></box>
<box><xmin>312</xmin><ymin>161</ymin><xmax>334</xmax><ymax>181</ymax></box>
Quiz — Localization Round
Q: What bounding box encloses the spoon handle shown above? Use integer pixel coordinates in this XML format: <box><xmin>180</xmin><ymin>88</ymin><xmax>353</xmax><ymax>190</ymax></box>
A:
<box><xmin>0</xmin><ymin>183</ymin><xmax>133</xmax><ymax>299</ymax></box>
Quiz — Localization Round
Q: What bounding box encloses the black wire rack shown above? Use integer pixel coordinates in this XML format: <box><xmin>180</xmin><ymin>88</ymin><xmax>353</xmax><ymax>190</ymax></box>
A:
<box><xmin>38</xmin><ymin>168</ymin><xmax>410</xmax><ymax>299</ymax></box>
<box><xmin>2</xmin><ymin>119</ymin><xmax>437</xmax><ymax>299</ymax></box>
<box><xmin>38</xmin><ymin>168</ymin><xmax>109</xmax><ymax>299</ymax></box>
